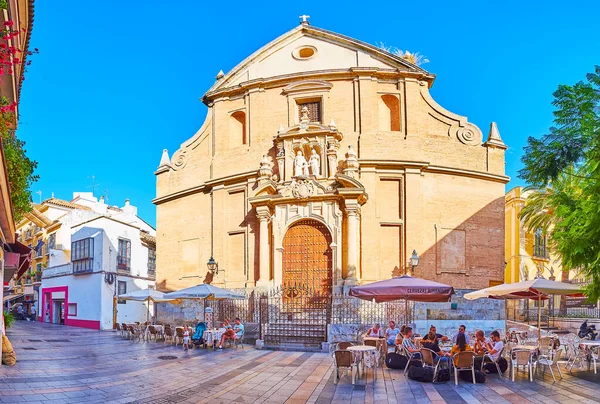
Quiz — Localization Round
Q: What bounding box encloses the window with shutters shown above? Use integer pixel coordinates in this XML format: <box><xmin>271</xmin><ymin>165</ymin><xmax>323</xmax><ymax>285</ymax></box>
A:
<box><xmin>297</xmin><ymin>100</ymin><xmax>321</xmax><ymax>123</ymax></box>
<box><xmin>117</xmin><ymin>238</ymin><xmax>131</xmax><ymax>272</ymax></box>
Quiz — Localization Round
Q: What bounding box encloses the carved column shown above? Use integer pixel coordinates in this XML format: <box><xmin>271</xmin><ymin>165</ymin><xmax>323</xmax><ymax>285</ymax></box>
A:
<box><xmin>256</xmin><ymin>206</ymin><xmax>271</xmax><ymax>287</ymax></box>
<box><xmin>345</xmin><ymin>202</ymin><xmax>360</xmax><ymax>285</ymax></box>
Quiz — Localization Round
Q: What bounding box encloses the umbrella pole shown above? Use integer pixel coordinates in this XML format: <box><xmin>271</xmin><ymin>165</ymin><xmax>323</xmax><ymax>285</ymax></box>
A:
<box><xmin>147</xmin><ymin>299</ymin><xmax>150</xmax><ymax>324</ymax></box>
<box><xmin>405</xmin><ymin>299</ymin><xmax>408</xmax><ymax>325</ymax></box>
<box><xmin>537</xmin><ymin>295</ymin><xmax>541</xmax><ymax>341</ymax></box>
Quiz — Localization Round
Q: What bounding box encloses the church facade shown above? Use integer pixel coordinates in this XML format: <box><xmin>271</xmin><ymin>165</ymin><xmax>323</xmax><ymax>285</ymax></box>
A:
<box><xmin>153</xmin><ymin>21</ymin><xmax>508</xmax><ymax>294</ymax></box>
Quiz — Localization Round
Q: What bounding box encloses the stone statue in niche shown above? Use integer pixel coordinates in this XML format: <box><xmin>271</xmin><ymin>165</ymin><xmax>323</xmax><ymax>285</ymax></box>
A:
<box><xmin>309</xmin><ymin>149</ymin><xmax>320</xmax><ymax>177</ymax></box>
<box><xmin>293</xmin><ymin>150</ymin><xmax>309</xmax><ymax>177</ymax></box>
<box><xmin>327</xmin><ymin>142</ymin><xmax>338</xmax><ymax>179</ymax></box>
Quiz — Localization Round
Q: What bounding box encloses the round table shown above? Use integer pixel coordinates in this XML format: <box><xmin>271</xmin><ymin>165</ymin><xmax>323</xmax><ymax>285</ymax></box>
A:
<box><xmin>363</xmin><ymin>337</ymin><xmax>388</xmax><ymax>364</ymax></box>
<box><xmin>578</xmin><ymin>341</ymin><xmax>600</xmax><ymax>371</ymax></box>
<box><xmin>347</xmin><ymin>345</ymin><xmax>378</xmax><ymax>380</ymax></box>
<box><xmin>203</xmin><ymin>328</ymin><xmax>226</xmax><ymax>349</ymax></box>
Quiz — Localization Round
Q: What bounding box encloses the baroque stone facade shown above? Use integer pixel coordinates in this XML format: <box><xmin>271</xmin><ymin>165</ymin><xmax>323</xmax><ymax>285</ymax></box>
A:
<box><xmin>153</xmin><ymin>21</ymin><xmax>508</xmax><ymax>293</ymax></box>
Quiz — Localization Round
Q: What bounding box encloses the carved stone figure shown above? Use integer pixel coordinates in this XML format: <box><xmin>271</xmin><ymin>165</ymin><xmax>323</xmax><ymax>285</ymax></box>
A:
<box><xmin>309</xmin><ymin>149</ymin><xmax>320</xmax><ymax>177</ymax></box>
<box><xmin>327</xmin><ymin>142</ymin><xmax>338</xmax><ymax>179</ymax></box>
<box><xmin>294</xmin><ymin>150</ymin><xmax>309</xmax><ymax>177</ymax></box>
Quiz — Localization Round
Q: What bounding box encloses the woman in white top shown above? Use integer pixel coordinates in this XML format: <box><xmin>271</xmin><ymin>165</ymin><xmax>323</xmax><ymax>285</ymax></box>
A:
<box><xmin>366</xmin><ymin>323</ymin><xmax>382</xmax><ymax>338</ymax></box>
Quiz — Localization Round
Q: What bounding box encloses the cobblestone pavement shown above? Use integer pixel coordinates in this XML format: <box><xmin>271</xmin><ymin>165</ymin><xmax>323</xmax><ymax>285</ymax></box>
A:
<box><xmin>2</xmin><ymin>322</ymin><xmax>600</xmax><ymax>404</ymax></box>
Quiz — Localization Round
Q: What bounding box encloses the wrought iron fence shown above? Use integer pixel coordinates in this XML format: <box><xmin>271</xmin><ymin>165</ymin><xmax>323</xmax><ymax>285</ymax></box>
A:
<box><xmin>158</xmin><ymin>287</ymin><xmax>413</xmax><ymax>346</ymax></box>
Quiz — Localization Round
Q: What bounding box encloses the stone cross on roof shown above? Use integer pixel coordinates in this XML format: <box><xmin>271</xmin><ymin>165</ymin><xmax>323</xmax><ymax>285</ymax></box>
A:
<box><xmin>299</xmin><ymin>14</ymin><xmax>310</xmax><ymax>25</ymax></box>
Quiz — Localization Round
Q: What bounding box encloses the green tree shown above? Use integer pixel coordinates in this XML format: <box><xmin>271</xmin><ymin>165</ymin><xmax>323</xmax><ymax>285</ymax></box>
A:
<box><xmin>519</xmin><ymin>65</ymin><xmax>600</xmax><ymax>299</ymax></box>
<box><xmin>1</xmin><ymin>106</ymin><xmax>38</xmax><ymax>222</ymax></box>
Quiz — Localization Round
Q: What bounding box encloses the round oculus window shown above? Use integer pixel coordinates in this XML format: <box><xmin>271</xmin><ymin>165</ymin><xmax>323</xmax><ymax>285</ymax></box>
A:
<box><xmin>292</xmin><ymin>46</ymin><xmax>317</xmax><ymax>60</ymax></box>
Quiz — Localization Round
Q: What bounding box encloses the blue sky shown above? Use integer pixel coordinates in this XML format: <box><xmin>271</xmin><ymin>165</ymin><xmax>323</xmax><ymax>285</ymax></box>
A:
<box><xmin>16</xmin><ymin>0</ymin><xmax>600</xmax><ymax>227</ymax></box>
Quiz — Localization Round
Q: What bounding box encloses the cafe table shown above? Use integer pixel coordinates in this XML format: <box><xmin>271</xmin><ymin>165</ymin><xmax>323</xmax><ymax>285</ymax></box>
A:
<box><xmin>203</xmin><ymin>328</ymin><xmax>226</xmax><ymax>350</ymax></box>
<box><xmin>347</xmin><ymin>345</ymin><xmax>378</xmax><ymax>380</ymax></box>
<box><xmin>363</xmin><ymin>337</ymin><xmax>388</xmax><ymax>364</ymax></box>
<box><xmin>578</xmin><ymin>341</ymin><xmax>600</xmax><ymax>371</ymax></box>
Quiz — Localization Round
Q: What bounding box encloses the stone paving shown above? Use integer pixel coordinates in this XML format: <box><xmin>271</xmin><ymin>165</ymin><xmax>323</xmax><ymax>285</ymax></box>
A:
<box><xmin>2</xmin><ymin>322</ymin><xmax>600</xmax><ymax>404</ymax></box>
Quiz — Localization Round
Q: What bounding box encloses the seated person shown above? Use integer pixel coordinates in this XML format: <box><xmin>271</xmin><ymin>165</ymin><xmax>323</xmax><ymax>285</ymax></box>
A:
<box><xmin>450</xmin><ymin>333</ymin><xmax>472</xmax><ymax>366</ymax></box>
<box><xmin>221</xmin><ymin>319</ymin><xmax>232</xmax><ymax>329</ymax></box>
<box><xmin>473</xmin><ymin>330</ymin><xmax>490</xmax><ymax>355</ymax></box>
<box><xmin>365</xmin><ymin>323</ymin><xmax>383</xmax><ymax>338</ymax></box>
<box><xmin>451</xmin><ymin>324</ymin><xmax>471</xmax><ymax>344</ymax></box>
<box><xmin>429</xmin><ymin>325</ymin><xmax>449</xmax><ymax>342</ymax></box>
<box><xmin>385</xmin><ymin>321</ymin><xmax>400</xmax><ymax>345</ymax></box>
<box><xmin>422</xmin><ymin>332</ymin><xmax>451</xmax><ymax>359</ymax></box>
<box><xmin>401</xmin><ymin>326</ymin><xmax>421</xmax><ymax>359</ymax></box>
<box><xmin>483</xmin><ymin>330</ymin><xmax>503</xmax><ymax>362</ymax></box>
<box><xmin>218</xmin><ymin>318</ymin><xmax>244</xmax><ymax>349</ymax></box>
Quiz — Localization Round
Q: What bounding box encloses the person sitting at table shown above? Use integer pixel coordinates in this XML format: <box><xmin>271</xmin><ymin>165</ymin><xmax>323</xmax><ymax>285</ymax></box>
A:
<box><xmin>473</xmin><ymin>330</ymin><xmax>490</xmax><ymax>355</ymax></box>
<box><xmin>366</xmin><ymin>323</ymin><xmax>382</xmax><ymax>338</ymax></box>
<box><xmin>385</xmin><ymin>321</ymin><xmax>400</xmax><ymax>345</ymax></box>
<box><xmin>422</xmin><ymin>331</ymin><xmax>451</xmax><ymax>358</ymax></box>
<box><xmin>450</xmin><ymin>333</ymin><xmax>473</xmax><ymax>365</ymax></box>
<box><xmin>429</xmin><ymin>325</ymin><xmax>449</xmax><ymax>342</ymax></box>
<box><xmin>221</xmin><ymin>319</ymin><xmax>232</xmax><ymax>329</ymax></box>
<box><xmin>218</xmin><ymin>318</ymin><xmax>244</xmax><ymax>349</ymax></box>
<box><xmin>483</xmin><ymin>330</ymin><xmax>504</xmax><ymax>362</ymax></box>
<box><xmin>451</xmin><ymin>324</ymin><xmax>470</xmax><ymax>344</ymax></box>
<box><xmin>402</xmin><ymin>326</ymin><xmax>421</xmax><ymax>359</ymax></box>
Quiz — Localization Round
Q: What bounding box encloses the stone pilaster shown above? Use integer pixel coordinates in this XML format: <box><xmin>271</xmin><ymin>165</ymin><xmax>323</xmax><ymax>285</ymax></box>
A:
<box><xmin>345</xmin><ymin>201</ymin><xmax>360</xmax><ymax>286</ymax></box>
<box><xmin>256</xmin><ymin>206</ymin><xmax>272</xmax><ymax>288</ymax></box>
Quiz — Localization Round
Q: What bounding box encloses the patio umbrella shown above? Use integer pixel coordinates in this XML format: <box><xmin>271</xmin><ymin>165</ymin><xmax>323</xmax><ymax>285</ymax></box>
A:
<box><xmin>349</xmin><ymin>275</ymin><xmax>455</xmax><ymax>325</ymax></box>
<box><xmin>349</xmin><ymin>275</ymin><xmax>455</xmax><ymax>303</ymax></box>
<box><xmin>118</xmin><ymin>288</ymin><xmax>179</xmax><ymax>323</ymax></box>
<box><xmin>163</xmin><ymin>283</ymin><xmax>246</xmax><ymax>300</ymax></box>
<box><xmin>163</xmin><ymin>284</ymin><xmax>246</xmax><ymax>328</ymax></box>
<box><xmin>464</xmin><ymin>278</ymin><xmax>584</xmax><ymax>339</ymax></box>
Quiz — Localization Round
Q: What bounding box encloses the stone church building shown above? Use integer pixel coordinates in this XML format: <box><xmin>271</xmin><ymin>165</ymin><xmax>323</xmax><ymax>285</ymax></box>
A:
<box><xmin>153</xmin><ymin>20</ymin><xmax>508</xmax><ymax>295</ymax></box>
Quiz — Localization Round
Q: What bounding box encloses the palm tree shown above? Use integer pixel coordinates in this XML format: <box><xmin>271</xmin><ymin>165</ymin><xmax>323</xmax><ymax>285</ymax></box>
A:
<box><xmin>520</xmin><ymin>172</ymin><xmax>581</xmax><ymax>313</ymax></box>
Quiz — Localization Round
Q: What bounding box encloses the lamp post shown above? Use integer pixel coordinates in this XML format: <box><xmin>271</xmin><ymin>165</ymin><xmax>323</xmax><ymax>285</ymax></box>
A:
<box><xmin>207</xmin><ymin>256</ymin><xmax>219</xmax><ymax>275</ymax></box>
<box><xmin>409</xmin><ymin>250</ymin><xmax>420</xmax><ymax>276</ymax></box>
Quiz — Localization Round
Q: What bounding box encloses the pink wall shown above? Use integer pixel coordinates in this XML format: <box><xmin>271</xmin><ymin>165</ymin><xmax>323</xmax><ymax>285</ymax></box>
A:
<box><xmin>40</xmin><ymin>285</ymin><xmax>100</xmax><ymax>330</ymax></box>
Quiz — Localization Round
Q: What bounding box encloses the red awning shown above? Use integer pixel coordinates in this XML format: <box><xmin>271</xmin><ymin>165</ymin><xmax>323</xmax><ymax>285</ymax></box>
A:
<box><xmin>3</xmin><ymin>239</ymin><xmax>32</xmax><ymax>282</ymax></box>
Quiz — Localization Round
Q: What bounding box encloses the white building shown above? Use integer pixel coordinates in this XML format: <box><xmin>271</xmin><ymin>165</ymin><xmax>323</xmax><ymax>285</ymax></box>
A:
<box><xmin>34</xmin><ymin>192</ymin><xmax>156</xmax><ymax>330</ymax></box>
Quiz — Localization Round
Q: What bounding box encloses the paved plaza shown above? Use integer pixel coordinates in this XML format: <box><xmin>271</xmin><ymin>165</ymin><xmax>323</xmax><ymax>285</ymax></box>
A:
<box><xmin>2</xmin><ymin>322</ymin><xmax>600</xmax><ymax>404</ymax></box>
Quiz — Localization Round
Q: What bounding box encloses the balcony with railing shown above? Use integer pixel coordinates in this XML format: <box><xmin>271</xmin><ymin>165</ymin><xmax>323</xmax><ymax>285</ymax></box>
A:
<box><xmin>42</xmin><ymin>263</ymin><xmax>73</xmax><ymax>279</ymax></box>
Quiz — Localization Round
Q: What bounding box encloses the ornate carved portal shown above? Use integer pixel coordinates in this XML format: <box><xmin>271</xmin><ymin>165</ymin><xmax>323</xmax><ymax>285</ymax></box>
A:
<box><xmin>282</xmin><ymin>219</ymin><xmax>333</xmax><ymax>297</ymax></box>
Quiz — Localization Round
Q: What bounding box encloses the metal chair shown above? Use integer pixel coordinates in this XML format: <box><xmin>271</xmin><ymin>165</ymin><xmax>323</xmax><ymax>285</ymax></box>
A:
<box><xmin>511</xmin><ymin>349</ymin><xmax>534</xmax><ymax>382</ymax></box>
<box><xmin>481</xmin><ymin>347</ymin><xmax>505</xmax><ymax>377</ymax></box>
<box><xmin>453</xmin><ymin>351</ymin><xmax>476</xmax><ymax>385</ymax></box>
<box><xmin>337</xmin><ymin>341</ymin><xmax>354</xmax><ymax>350</ymax></box>
<box><xmin>174</xmin><ymin>327</ymin><xmax>184</xmax><ymax>346</ymax></box>
<box><xmin>536</xmin><ymin>347</ymin><xmax>564</xmax><ymax>382</ymax></box>
<box><xmin>333</xmin><ymin>350</ymin><xmax>359</xmax><ymax>385</ymax></box>
<box><xmin>420</xmin><ymin>348</ymin><xmax>442</xmax><ymax>382</ymax></box>
<box><xmin>400</xmin><ymin>344</ymin><xmax>419</xmax><ymax>372</ymax></box>
<box><xmin>164</xmin><ymin>326</ymin><xmax>174</xmax><ymax>345</ymax></box>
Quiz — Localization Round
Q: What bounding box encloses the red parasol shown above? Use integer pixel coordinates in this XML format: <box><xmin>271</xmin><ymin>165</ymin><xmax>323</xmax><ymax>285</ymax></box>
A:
<box><xmin>349</xmin><ymin>275</ymin><xmax>454</xmax><ymax>303</ymax></box>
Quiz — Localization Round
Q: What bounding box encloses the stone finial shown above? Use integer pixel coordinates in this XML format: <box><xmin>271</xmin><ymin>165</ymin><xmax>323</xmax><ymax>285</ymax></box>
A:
<box><xmin>216</xmin><ymin>70</ymin><xmax>225</xmax><ymax>80</ymax></box>
<box><xmin>343</xmin><ymin>145</ymin><xmax>359</xmax><ymax>178</ymax></box>
<box><xmin>488</xmin><ymin>122</ymin><xmax>502</xmax><ymax>142</ymax></box>
<box><xmin>158</xmin><ymin>149</ymin><xmax>171</xmax><ymax>167</ymax></box>
<box><xmin>278</xmin><ymin>124</ymin><xmax>285</xmax><ymax>135</ymax></box>
<box><xmin>329</xmin><ymin>119</ymin><xmax>336</xmax><ymax>130</ymax></box>
<box><xmin>258</xmin><ymin>155</ymin><xmax>273</xmax><ymax>182</ymax></box>
<box><xmin>484</xmin><ymin>122</ymin><xmax>506</xmax><ymax>148</ymax></box>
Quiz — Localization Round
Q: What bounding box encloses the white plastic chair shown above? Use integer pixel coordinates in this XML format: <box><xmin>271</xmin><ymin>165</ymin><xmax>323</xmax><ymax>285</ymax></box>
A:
<box><xmin>536</xmin><ymin>347</ymin><xmax>564</xmax><ymax>382</ymax></box>
<box><xmin>511</xmin><ymin>349</ymin><xmax>534</xmax><ymax>382</ymax></box>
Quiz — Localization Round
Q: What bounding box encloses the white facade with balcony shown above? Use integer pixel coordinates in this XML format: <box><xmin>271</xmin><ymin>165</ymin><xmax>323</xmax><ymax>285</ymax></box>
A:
<box><xmin>40</xmin><ymin>193</ymin><xmax>156</xmax><ymax>330</ymax></box>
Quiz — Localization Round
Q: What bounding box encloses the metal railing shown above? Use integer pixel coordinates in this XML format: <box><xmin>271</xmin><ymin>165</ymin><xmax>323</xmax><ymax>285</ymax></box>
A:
<box><xmin>42</xmin><ymin>263</ymin><xmax>73</xmax><ymax>278</ymax></box>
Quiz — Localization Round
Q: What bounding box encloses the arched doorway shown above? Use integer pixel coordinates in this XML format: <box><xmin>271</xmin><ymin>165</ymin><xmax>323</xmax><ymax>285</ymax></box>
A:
<box><xmin>282</xmin><ymin>219</ymin><xmax>333</xmax><ymax>294</ymax></box>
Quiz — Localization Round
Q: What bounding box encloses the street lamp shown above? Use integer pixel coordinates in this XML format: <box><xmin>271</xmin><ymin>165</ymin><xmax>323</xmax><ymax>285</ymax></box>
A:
<box><xmin>409</xmin><ymin>250</ymin><xmax>419</xmax><ymax>275</ymax></box>
<box><xmin>207</xmin><ymin>256</ymin><xmax>219</xmax><ymax>275</ymax></box>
